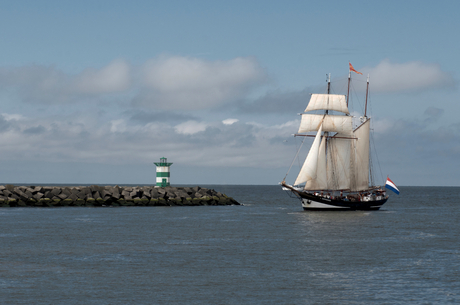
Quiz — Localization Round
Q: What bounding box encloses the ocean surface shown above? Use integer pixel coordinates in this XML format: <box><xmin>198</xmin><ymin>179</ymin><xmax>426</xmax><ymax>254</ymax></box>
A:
<box><xmin>1</xmin><ymin>185</ymin><xmax>459</xmax><ymax>304</ymax></box>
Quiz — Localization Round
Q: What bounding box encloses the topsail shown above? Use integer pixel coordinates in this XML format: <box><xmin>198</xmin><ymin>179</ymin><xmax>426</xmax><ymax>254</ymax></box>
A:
<box><xmin>298</xmin><ymin>114</ymin><xmax>353</xmax><ymax>134</ymax></box>
<box><xmin>305</xmin><ymin>94</ymin><xmax>349</xmax><ymax>114</ymax></box>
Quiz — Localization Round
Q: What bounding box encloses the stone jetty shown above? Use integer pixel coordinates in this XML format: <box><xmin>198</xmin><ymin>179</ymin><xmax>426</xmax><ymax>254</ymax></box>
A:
<box><xmin>0</xmin><ymin>185</ymin><xmax>240</xmax><ymax>207</ymax></box>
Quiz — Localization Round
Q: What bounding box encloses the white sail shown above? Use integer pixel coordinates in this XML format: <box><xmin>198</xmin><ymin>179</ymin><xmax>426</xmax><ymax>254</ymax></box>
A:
<box><xmin>304</xmin><ymin>135</ymin><xmax>328</xmax><ymax>190</ymax></box>
<box><xmin>353</xmin><ymin>119</ymin><xmax>370</xmax><ymax>191</ymax></box>
<box><xmin>294</xmin><ymin>124</ymin><xmax>323</xmax><ymax>186</ymax></box>
<box><xmin>298</xmin><ymin>114</ymin><xmax>353</xmax><ymax>134</ymax></box>
<box><xmin>326</xmin><ymin>133</ymin><xmax>352</xmax><ymax>190</ymax></box>
<box><xmin>305</xmin><ymin>94</ymin><xmax>349</xmax><ymax>114</ymax></box>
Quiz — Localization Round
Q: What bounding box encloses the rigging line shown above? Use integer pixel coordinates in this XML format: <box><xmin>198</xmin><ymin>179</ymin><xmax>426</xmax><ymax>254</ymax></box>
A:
<box><xmin>369</xmin><ymin>146</ymin><xmax>375</xmax><ymax>187</ymax></box>
<box><xmin>367</xmin><ymin>87</ymin><xmax>374</xmax><ymax>118</ymax></box>
<box><xmin>370</xmin><ymin>128</ymin><xmax>385</xmax><ymax>186</ymax></box>
<box><xmin>296</xmin><ymin>136</ymin><xmax>303</xmax><ymax>168</ymax></box>
<box><xmin>283</xmin><ymin>135</ymin><xmax>306</xmax><ymax>182</ymax></box>
<box><xmin>294</xmin><ymin>133</ymin><xmax>304</xmax><ymax>167</ymax></box>
<box><xmin>335</xmin><ymin>78</ymin><xmax>349</xmax><ymax>95</ymax></box>
<box><xmin>350</xmin><ymin>83</ymin><xmax>365</xmax><ymax>116</ymax></box>
<box><xmin>329</xmin><ymin>77</ymin><xmax>348</xmax><ymax>95</ymax></box>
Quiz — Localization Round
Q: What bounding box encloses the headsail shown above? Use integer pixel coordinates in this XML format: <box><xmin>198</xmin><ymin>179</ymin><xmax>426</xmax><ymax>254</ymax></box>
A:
<box><xmin>294</xmin><ymin>124</ymin><xmax>323</xmax><ymax>186</ymax></box>
<box><xmin>305</xmin><ymin>135</ymin><xmax>327</xmax><ymax>190</ymax></box>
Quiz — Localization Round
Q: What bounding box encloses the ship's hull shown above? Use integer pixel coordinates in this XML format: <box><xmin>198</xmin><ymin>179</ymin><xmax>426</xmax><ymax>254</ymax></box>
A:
<box><xmin>281</xmin><ymin>183</ymin><xmax>388</xmax><ymax>211</ymax></box>
<box><xmin>300</xmin><ymin>193</ymin><xmax>388</xmax><ymax>211</ymax></box>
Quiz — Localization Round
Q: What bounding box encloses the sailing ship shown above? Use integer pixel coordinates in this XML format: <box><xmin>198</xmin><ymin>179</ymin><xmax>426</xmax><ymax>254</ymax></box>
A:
<box><xmin>281</xmin><ymin>64</ymin><xmax>388</xmax><ymax>210</ymax></box>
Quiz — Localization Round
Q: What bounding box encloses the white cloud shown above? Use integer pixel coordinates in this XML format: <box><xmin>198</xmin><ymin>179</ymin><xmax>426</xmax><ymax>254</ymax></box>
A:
<box><xmin>110</xmin><ymin>119</ymin><xmax>128</xmax><ymax>133</ymax></box>
<box><xmin>3</xmin><ymin>113</ymin><xmax>26</xmax><ymax>121</ymax></box>
<box><xmin>75</xmin><ymin>59</ymin><xmax>131</xmax><ymax>94</ymax></box>
<box><xmin>222</xmin><ymin>118</ymin><xmax>239</xmax><ymax>125</ymax></box>
<box><xmin>174</xmin><ymin>120</ymin><xmax>208</xmax><ymax>135</ymax></box>
<box><xmin>0</xmin><ymin>56</ymin><xmax>267</xmax><ymax>109</ymax></box>
<box><xmin>139</xmin><ymin>55</ymin><xmax>267</xmax><ymax>110</ymax></box>
<box><xmin>365</xmin><ymin>59</ymin><xmax>455</xmax><ymax>93</ymax></box>
<box><xmin>0</xmin><ymin>59</ymin><xmax>131</xmax><ymax>104</ymax></box>
<box><xmin>0</xmin><ymin>110</ymin><xmax>299</xmax><ymax>171</ymax></box>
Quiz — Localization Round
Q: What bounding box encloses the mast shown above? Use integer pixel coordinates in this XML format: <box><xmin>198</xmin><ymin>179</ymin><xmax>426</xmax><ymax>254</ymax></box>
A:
<box><xmin>346</xmin><ymin>66</ymin><xmax>356</xmax><ymax>191</ymax></box>
<box><xmin>346</xmin><ymin>71</ymin><xmax>351</xmax><ymax>107</ymax></box>
<box><xmin>364</xmin><ymin>74</ymin><xmax>369</xmax><ymax>118</ymax></box>
<box><xmin>325</xmin><ymin>74</ymin><xmax>330</xmax><ymax>158</ymax></box>
<box><xmin>326</xmin><ymin>73</ymin><xmax>331</xmax><ymax>114</ymax></box>
<box><xmin>365</xmin><ymin>74</ymin><xmax>372</xmax><ymax>187</ymax></box>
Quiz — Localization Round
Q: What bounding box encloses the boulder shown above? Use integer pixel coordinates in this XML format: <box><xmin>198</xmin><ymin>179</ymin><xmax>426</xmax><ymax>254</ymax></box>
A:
<box><xmin>129</xmin><ymin>190</ymin><xmax>139</xmax><ymax>198</ymax></box>
<box><xmin>33</xmin><ymin>192</ymin><xmax>44</xmax><ymax>200</ymax></box>
<box><xmin>76</xmin><ymin>191</ymin><xmax>87</xmax><ymax>199</ymax></box>
<box><xmin>50</xmin><ymin>188</ymin><xmax>61</xmax><ymax>196</ymax></box>
<box><xmin>93</xmin><ymin>191</ymin><xmax>102</xmax><ymax>199</ymax></box>
<box><xmin>101</xmin><ymin>190</ymin><xmax>112</xmax><ymax>199</ymax></box>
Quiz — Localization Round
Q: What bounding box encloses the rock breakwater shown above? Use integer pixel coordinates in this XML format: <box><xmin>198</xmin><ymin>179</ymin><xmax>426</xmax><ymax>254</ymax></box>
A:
<box><xmin>0</xmin><ymin>185</ymin><xmax>240</xmax><ymax>207</ymax></box>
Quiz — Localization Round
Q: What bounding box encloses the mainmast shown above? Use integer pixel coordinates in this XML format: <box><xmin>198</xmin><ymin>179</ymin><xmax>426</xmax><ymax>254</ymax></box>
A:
<box><xmin>346</xmin><ymin>71</ymin><xmax>351</xmax><ymax>107</ymax></box>
<box><xmin>364</xmin><ymin>74</ymin><xmax>369</xmax><ymax>118</ymax></box>
<box><xmin>325</xmin><ymin>74</ymin><xmax>330</xmax><ymax>149</ymax></box>
<box><xmin>365</xmin><ymin>73</ymin><xmax>373</xmax><ymax>187</ymax></box>
<box><xmin>326</xmin><ymin>73</ymin><xmax>331</xmax><ymax>114</ymax></box>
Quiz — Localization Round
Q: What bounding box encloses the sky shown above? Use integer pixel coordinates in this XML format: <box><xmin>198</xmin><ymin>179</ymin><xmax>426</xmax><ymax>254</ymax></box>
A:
<box><xmin>0</xmin><ymin>0</ymin><xmax>459</xmax><ymax>186</ymax></box>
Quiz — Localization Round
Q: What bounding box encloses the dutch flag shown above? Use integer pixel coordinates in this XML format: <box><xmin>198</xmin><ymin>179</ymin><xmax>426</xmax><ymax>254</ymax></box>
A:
<box><xmin>385</xmin><ymin>177</ymin><xmax>400</xmax><ymax>195</ymax></box>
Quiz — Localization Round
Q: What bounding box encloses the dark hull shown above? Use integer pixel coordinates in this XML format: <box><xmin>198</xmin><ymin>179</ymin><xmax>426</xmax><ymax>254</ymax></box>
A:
<box><xmin>281</xmin><ymin>182</ymin><xmax>388</xmax><ymax>211</ymax></box>
<box><xmin>300</xmin><ymin>192</ymin><xmax>388</xmax><ymax>210</ymax></box>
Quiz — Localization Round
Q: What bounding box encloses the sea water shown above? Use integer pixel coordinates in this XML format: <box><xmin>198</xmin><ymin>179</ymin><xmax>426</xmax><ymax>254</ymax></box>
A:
<box><xmin>0</xmin><ymin>185</ymin><xmax>459</xmax><ymax>304</ymax></box>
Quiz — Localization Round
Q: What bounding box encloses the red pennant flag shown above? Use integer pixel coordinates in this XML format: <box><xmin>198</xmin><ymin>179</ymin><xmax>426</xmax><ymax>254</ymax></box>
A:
<box><xmin>349</xmin><ymin>62</ymin><xmax>363</xmax><ymax>75</ymax></box>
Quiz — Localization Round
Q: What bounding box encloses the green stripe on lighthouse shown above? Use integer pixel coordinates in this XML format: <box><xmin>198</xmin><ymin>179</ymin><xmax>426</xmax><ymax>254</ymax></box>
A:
<box><xmin>155</xmin><ymin>157</ymin><xmax>173</xmax><ymax>187</ymax></box>
<box><xmin>157</xmin><ymin>172</ymin><xmax>170</xmax><ymax>177</ymax></box>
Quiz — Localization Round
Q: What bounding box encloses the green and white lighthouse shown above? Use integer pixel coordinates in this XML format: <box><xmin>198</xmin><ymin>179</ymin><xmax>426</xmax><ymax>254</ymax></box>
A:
<box><xmin>154</xmin><ymin>157</ymin><xmax>173</xmax><ymax>187</ymax></box>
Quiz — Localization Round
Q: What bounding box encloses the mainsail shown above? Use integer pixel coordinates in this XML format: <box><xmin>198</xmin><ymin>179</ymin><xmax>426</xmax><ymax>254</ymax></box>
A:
<box><xmin>326</xmin><ymin>133</ymin><xmax>352</xmax><ymax>191</ymax></box>
<box><xmin>353</xmin><ymin>119</ymin><xmax>370</xmax><ymax>191</ymax></box>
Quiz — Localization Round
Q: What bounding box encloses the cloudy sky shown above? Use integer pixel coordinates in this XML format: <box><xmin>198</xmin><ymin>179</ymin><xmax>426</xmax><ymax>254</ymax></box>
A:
<box><xmin>0</xmin><ymin>0</ymin><xmax>459</xmax><ymax>186</ymax></box>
